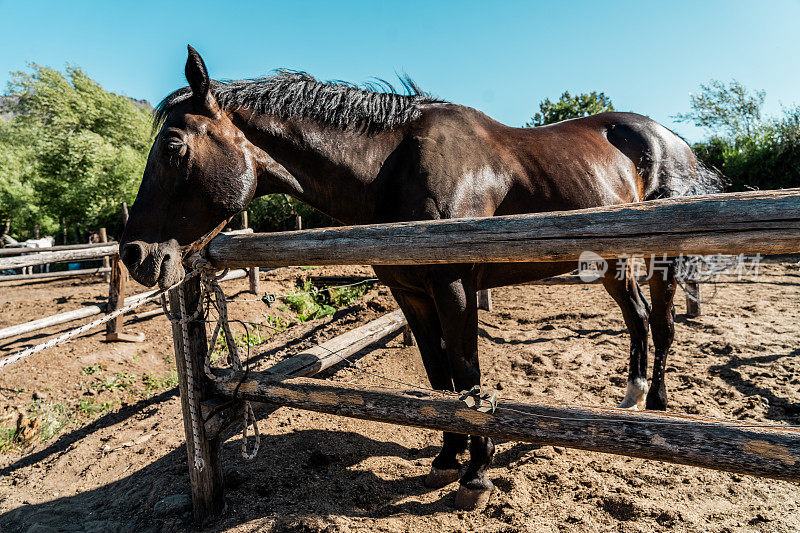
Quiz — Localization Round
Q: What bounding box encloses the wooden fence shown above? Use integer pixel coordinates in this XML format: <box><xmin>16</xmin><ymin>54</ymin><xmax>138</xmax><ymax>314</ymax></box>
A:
<box><xmin>0</xmin><ymin>208</ymin><xmax>262</xmax><ymax>345</ymax></box>
<box><xmin>164</xmin><ymin>188</ymin><xmax>800</xmax><ymax>521</ymax></box>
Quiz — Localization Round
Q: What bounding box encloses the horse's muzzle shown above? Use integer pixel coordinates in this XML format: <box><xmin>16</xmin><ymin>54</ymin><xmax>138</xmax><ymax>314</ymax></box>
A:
<box><xmin>120</xmin><ymin>239</ymin><xmax>185</xmax><ymax>289</ymax></box>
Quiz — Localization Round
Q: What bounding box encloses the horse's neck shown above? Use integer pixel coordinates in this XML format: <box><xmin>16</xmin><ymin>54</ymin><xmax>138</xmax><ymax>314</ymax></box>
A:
<box><xmin>238</xmin><ymin>112</ymin><xmax>401</xmax><ymax>225</ymax></box>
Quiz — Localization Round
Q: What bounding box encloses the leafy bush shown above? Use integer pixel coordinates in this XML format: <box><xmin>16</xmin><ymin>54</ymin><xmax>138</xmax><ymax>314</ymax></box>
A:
<box><xmin>247</xmin><ymin>194</ymin><xmax>336</xmax><ymax>232</ymax></box>
<box><xmin>692</xmin><ymin>107</ymin><xmax>800</xmax><ymax>191</ymax></box>
<box><xmin>677</xmin><ymin>80</ymin><xmax>800</xmax><ymax>192</ymax></box>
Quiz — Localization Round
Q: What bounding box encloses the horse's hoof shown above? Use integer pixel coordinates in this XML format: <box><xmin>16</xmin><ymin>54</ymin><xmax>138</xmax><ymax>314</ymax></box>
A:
<box><xmin>618</xmin><ymin>378</ymin><xmax>648</xmax><ymax>409</ymax></box>
<box><xmin>425</xmin><ymin>467</ymin><xmax>461</xmax><ymax>488</ymax></box>
<box><xmin>454</xmin><ymin>483</ymin><xmax>494</xmax><ymax>511</ymax></box>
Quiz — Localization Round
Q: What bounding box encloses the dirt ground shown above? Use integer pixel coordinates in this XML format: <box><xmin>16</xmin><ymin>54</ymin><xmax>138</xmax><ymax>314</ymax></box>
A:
<box><xmin>0</xmin><ymin>262</ymin><xmax>799</xmax><ymax>532</ymax></box>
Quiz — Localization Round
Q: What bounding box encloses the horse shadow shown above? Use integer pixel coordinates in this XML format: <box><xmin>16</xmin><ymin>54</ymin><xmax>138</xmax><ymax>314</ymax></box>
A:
<box><xmin>0</xmin><ymin>425</ymin><xmax>540</xmax><ymax>532</ymax></box>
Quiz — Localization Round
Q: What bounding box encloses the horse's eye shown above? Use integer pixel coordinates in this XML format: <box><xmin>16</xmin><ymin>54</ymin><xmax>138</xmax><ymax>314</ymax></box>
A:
<box><xmin>165</xmin><ymin>138</ymin><xmax>184</xmax><ymax>153</ymax></box>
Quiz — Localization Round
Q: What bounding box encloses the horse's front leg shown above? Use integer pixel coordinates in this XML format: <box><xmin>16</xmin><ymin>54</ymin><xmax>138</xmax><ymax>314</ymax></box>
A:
<box><xmin>388</xmin><ymin>288</ymin><xmax>467</xmax><ymax>489</ymax></box>
<box><xmin>429</xmin><ymin>269</ymin><xmax>495</xmax><ymax>511</ymax></box>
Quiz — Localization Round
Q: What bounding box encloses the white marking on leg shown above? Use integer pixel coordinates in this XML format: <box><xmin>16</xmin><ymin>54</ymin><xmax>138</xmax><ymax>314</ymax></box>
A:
<box><xmin>618</xmin><ymin>377</ymin><xmax>649</xmax><ymax>409</ymax></box>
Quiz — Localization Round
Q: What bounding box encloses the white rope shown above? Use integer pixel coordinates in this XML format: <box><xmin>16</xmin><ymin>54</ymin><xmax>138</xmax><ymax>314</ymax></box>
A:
<box><xmin>0</xmin><ymin>272</ymin><xmax>199</xmax><ymax>370</ymax></box>
<box><xmin>202</xmin><ymin>272</ymin><xmax>260</xmax><ymax>461</ymax></box>
<box><xmin>160</xmin><ymin>265</ymin><xmax>260</xmax><ymax>468</ymax></box>
<box><xmin>177</xmin><ymin>286</ymin><xmax>206</xmax><ymax>471</ymax></box>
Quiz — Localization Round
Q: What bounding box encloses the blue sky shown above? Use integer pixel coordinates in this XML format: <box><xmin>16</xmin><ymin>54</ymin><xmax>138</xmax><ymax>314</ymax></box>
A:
<box><xmin>1</xmin><ymin>0</ymin><xmax>799</xmax><ymax>142</ymax></box>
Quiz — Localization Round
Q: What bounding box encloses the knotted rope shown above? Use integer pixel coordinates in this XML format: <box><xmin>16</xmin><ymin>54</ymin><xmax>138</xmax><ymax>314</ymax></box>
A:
<box><xmin>161</xmin><ymin>259</ymin><xmax>259</xmax><ymax>470</ymax></box>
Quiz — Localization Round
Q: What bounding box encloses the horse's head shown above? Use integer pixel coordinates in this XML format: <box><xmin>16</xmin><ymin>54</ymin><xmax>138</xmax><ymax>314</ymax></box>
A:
<box><xmin>121</xmin><ymin>46</ymin><xmax>260</xmax><ymax>288</ymax></box>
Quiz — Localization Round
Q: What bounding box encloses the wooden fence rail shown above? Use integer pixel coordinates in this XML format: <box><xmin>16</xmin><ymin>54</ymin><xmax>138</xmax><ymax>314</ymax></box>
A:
<box><xmin>0</xmin><ymin>241</ymin><xmax>119</xmax><ymax>257</ymax></box>
<box><xmin>0</xmin><ymin>267</ymin><xmax>111</xmax><ymax>282</ymax></box>
<box><xmin>0</xmin><ymin>244</ymin><xmax>118</xmax><ymax>270</ymax></box>
<box><xmin>0</xmin><ymin>269</ymin><xmax>249</xmax><ymax>343</ymax></box>
<box><xmin>214</xmin><ymin>372</ymin><xmax>800</xmax><ymax>482</ymax></box>
<box><xmin>206</xmin><ymin>189</ymin><xmax>800</xmax><ymax>267</ymax></box>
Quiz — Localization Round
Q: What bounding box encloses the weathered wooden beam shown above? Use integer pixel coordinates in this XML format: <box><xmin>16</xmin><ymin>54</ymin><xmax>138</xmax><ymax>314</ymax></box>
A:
<box><xmin>266</xmin><ymin>309</ymin><xmax>406</xmax><ymax>377</ymax></box>
<box><xmin>0</xmin><ymin>289</ymin><xmax>156</xmax><ymax>342</ymax></box>
<box><xmin>0</xmin><ymin>241</ymin><xmax>119</xmax><ymax>257</ymax></box>
<box><xmin>214</xmin><ymin>373</ymin><xmax>800</xmax><ymax>482</ymax></box>
<box><xmin>104</xmin><ymin>253</ymin><xmax>145</xmax><ymax>343</ymax></box>
<box><xmin>169</xmin><ymin>275</ymin><xmax>225</xmax><ymax>522</ymax></box>
<box><xmin>206</xmin><ymin>189</ymin><xmax>800</xmax><ymax>268</ymax></box>
<box><xmin>477</xmin><ymin>289</ymin><xmax>493</xmax><ymax>312</ymax></box>
<box><xmin>0</xmin><ymin>244</ymin><xmax>118</xmax><ymax>270</ymax></box>
<box><xmin>0</xmin><ymin>267</ymin><xmax>111</xmax><ymax>282</ymax></box>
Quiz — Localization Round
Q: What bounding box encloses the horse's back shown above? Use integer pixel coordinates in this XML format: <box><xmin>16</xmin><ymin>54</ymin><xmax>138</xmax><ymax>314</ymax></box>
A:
<box><xmin>524</xmin><ymin>112</ymin><xmax>698</xmax><ymax>201</ymax></box>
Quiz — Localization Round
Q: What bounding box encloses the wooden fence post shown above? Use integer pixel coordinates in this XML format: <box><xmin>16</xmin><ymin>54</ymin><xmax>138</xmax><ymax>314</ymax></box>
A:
<box><xmin>241</xmin><ymin>211</ymin><xmax>260</xmax><ymax>295</ymax></box>
<box><xmin>477</xmin><ymin>289</ymin><xmax>493</xmax><ymax>312</ymax></box>
<box><xmin>685</xmin><ymin>280</ymin><xmax>701</xmax><ymax>317</ymax></box>
<box><xmin>99</xmin><ymin>228</ymin><xmax>110</xmax><ymax>282</ymax></box>
<box><xmin>170</xmin><ymin>277</ymin><xmax>226</xmax><ymax>523</ymax></box>
<box><xmin>402</xmin><ymin>325</ymin><xmax>416</xmax><ymax>346</ymax></box>
<box><xmin>105</xmin><ymin>206</ymin><xmax>144</xmax><ymax>342</ymax></box>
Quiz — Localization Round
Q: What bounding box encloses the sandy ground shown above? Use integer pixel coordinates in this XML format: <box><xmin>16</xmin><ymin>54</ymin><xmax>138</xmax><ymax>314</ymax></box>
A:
<box><xmin>0</xmin><ymin>263</ymin><xmax>799</xmax><ymax>532</ymax></box>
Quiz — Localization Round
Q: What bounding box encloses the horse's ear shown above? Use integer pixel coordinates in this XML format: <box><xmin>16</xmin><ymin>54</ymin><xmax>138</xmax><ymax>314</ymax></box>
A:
<box><xmin>185</xmin><ymin>45</ymin><xmax>219</xmax><ymax>113</ymax></box>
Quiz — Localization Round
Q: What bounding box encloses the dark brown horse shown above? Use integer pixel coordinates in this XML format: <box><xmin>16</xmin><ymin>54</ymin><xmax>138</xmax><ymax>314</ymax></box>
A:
<box><xmin>121</xmin><ymin>46</ymin><xmax>722</xmax><ymax>510</ymax></box>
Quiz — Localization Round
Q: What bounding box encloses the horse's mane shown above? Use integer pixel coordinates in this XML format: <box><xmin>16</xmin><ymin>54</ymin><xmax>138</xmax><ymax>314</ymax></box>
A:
<box><xmin>154</xmin><ymin>70</ymin><xmax>443</xmax><ymax>132</ymax></box>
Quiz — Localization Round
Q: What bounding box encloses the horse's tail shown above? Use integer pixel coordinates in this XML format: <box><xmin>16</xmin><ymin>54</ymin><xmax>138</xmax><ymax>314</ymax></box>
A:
<box><xmin>662</xmin><ymin>156</ymin><xmax>727</xmax><ymax>198</ymax></box>
<box><xmin>644</xmin><ymin>137</ymin><xmax>728</xmax><ymax>200</ymax></box>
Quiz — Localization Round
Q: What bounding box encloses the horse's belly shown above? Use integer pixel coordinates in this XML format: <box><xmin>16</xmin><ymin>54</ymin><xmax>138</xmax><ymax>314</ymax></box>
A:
<box><xmin>476</xmin><ymin>261</ymin><xmax>576</xmax><ymax>289</ymax></box>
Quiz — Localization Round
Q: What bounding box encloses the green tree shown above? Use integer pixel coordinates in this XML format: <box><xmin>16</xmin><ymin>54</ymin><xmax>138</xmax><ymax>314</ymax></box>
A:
<box><xmin>0</xmin><ymin>117</ymin><xmax>49</xmax><ymax>239</ymax></box>
<box><xmin>692</xmin><ymin>105</ymin><xmax>800</xmax><ymax>191</ymax></box>
<box><xmin>1</xmin><ymin>64</ymin><xmax>152</xmax><ymax>241</ymax></box>
<box><xmin>525</xmin><ymin>91</ymin><xmax>615</xmax><ymax>127</ymax></box>
<box><xmin>678</xmin><ymin>79</ymin><xmax>800</xmax><ymax>191</ymax></box>
<box><xmin>674</xmin><ymin>79</ymin><xmax>765</xmax><ymax>138</ymax></box>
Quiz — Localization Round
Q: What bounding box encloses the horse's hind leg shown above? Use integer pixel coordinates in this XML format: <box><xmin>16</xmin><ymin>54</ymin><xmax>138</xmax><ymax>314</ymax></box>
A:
<box><xmin>602</xmin><ymin>260</ymin><xmax>650</xmax><ymax>409</ymax></box>
<box><xmin>389</xmin><ymin>288</ymin><xmax>467</xmax><ymax>489</ymax></box>
<box><xmin>645</xmin><ymin>258</ymin><xmax>677</xmax><ymax>410</ymax></box>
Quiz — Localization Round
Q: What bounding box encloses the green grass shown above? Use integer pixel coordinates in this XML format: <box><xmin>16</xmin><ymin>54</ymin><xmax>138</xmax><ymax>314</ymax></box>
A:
<box><xmin>284</xmin><ymin>280</ymin><xmax>337</xmax><ymax>322</ymax></box>
<box><xmin>81</xmin><ymin>364</ymin><xmax>105</xmax><ymax>375</ymax></box>
<box><xmin>142</xmin><ymin>371</ymin><xmax>178</xmax><ymax>393</ymax></box>
<box><xmin>82</xmin><ymin>371</ymin><xmax>135</xmax><ymax>393</ymax></box>
<box><xmin>264</xmin><ymin>315</ymin><xmax>288</xmax><ymax>332</ymax></box>
<box><xmin>77</xmin><ymin>398</ymin><xmax>118</xmax><ymax>418</ymax></box>
<box><xmin>0</xmin><ymin>401</ymin><xmax>71</xmax><ymax>452</ymax></box>
<box><xmin>282</xmin><ymin>279</ymin><xmax>374</xmax><ymax>322</ymax></box>
<box><xmin>0</xmin><ymin>425</ymin><xmax>18</xmax><ymax>453</ymax></box>
<box><xmin>328</xmin><ymin>283</ymin><xmax>371</xmax><ymax>307</ymax></box>
<box><xmin>210</xmin><ymin>325</ymin><xmax>269</xmax><ymax>360</ymax></box>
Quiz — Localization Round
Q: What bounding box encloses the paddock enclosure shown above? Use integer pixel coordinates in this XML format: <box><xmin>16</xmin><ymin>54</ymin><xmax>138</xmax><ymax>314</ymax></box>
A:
<box><xmin>1</xmin><ymin>189</ymin><xmax>800</xmax><ymax>531</ymax></box>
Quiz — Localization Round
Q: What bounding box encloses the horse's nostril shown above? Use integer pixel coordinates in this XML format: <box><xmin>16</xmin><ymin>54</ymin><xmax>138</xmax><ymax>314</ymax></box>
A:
<box><xmin>121</xmin><ymin>243</ymin><xmax>143</xmax><ymax>269</ymax></box>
